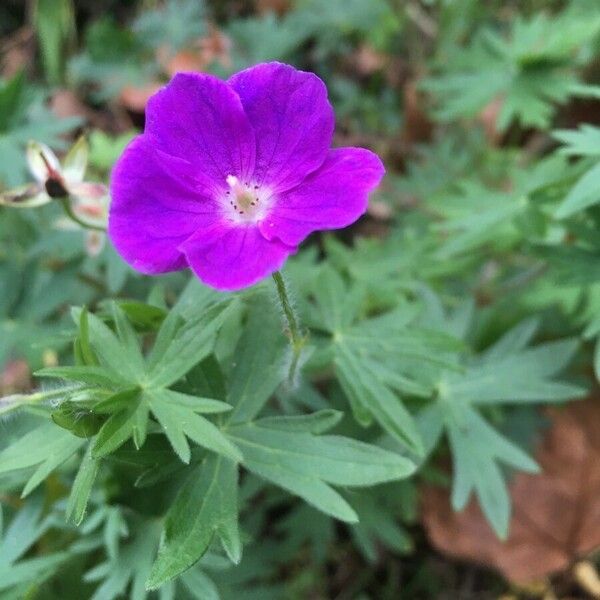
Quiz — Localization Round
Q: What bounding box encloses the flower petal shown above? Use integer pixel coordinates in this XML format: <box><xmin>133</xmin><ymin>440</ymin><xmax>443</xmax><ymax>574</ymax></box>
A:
<box><xmin>0</xmin><ymin>183</ymin><xmax>49</xmax><ymax>208</ymax></box>
<box><xmin>229</xmin><ymin>62</ymin><xmax>334</xmax><ymax>192</ymax></box>
<box><xmin>109</xmin><ymin>136</ymin><xmax>220</xmax><ymax>274</ymax></box>
<box><xmin>259</xmin><ymin>147</ymin><xmax>385</xmax><ymax>246</ymax></box>
<box><xmin>180</xmin><ymin>224</ymin><xmax>296</xmax><ymax>291</ymax></box>
<box><xmin>62</xmin><ymin>136</ymin><xmax>89</xmax><ymax>184</ymax></box>
<box><xmin>144</xmin><ymin>72</ymin><xmax>256</xmax><ymax>183</ymax></box>
<box><xmin>69</xmin><ymin>182</ymin><xmax>109</xmax><ymax>204</ymax></box>
<box><xmin>26</xmin><ymin>141</ymin><xmax>60</xmax><ymax>183</ymax></box>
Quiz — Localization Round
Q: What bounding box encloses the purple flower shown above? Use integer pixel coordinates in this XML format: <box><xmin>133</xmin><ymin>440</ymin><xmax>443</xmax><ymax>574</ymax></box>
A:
<box><xmin>109</xmin><ymin>62</ymin><xmax>385</xmax><ymax>291</ymax></box>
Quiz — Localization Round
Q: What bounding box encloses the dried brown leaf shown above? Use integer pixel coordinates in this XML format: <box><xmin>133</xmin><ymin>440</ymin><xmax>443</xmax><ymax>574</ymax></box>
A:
<box><xmin>353</xmin><ymin>44</ymin><xmax>388</xmax><ymax>76</ymax></box>
<box><xmin>478</xmin><ymin>96</ymin><xmax>505</xmax><ymax>145</ymax></box>
<box><xmin>119</xmin><ymin>82</ymin><xmax>163</xmax><ymax>113</ymax></box>
<box><xmin>158</xmin><ymin>26</ymin><xmax>232</xmax><ymax>78</ymax></box>
<box><xmin>50</xmin><ymin>89</ymin><xmax>89</xmax><ymax>121</ymax></box>
<box><xmin>402</xmin><ymin>79</ymin><xmax>433</xmax><ymax>146</ymax></box>
<box><xmin>422</xmin><ymin>400</ymin><xmax>600</xmax><ymax>584</ymax></box>
<box><xmin>256</xmin><ymin>0</ymin><xmax>290</xmax><ymax>15</ymax></box>
<box><xmin>0</xmin><ymin>360</ymin><xmax>31</xmax><ymax>395</ymax></box>
<box><xmin>0</xmin><ymin>27</ymin><xmax>35</xmax><ymax>78</ymax></box>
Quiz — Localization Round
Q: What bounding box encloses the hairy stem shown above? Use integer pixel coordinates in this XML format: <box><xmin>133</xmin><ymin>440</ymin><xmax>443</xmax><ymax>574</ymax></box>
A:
<box><xmin>272</xmin><ymin>271</ymin><xmax>304</xmax><ymax>383</ymax></box>
<box><xmin>59</xmin><ymin>197</ymin><xmax>106</xmax><ymax>232</ymax></box>
<box><xmin>0</xmin><ymin>387</ymin><xmax>70</xmax><ymax>417</ymax></box>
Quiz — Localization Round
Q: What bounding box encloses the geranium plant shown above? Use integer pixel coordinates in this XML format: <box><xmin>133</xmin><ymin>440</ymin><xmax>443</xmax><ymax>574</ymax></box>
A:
<box><xmin>0</xmin><ymin>2</ymin><xmax>599</xmax><ymax>598</ymax></box>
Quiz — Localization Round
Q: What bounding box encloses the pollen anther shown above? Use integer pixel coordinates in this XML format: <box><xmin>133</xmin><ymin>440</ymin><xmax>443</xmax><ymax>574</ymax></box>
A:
<box><xmin>223</xmin><ymin>174</ymin><xmax>273</xmax><ymax>224</ymax></box>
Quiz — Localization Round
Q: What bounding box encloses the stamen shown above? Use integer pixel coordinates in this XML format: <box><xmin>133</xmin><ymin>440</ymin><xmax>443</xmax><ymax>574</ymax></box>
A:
<box><xmin>224</xmin><ymin>174</ymin><xmax>272</xmax><ymax>223</ymax></box>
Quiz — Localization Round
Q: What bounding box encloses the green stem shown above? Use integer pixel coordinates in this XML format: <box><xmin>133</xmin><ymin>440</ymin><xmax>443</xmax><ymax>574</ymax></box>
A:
<box><xmin>59</xmin><ymin>197</ymin><xmax>106</xmax><ymax>232</ymax></box>
<box><xmin>272</xmin><ymin>271</ymin><xmax>304</xmax><ymax>383</ymax></box>
<box><xmin>0</xmin><ymin>387</ymin><xmax>69</xmax><ymax>417</ymax></box>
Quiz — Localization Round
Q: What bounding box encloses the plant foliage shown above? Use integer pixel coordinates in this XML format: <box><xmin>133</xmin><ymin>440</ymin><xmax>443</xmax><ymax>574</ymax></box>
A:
<box><xmin>1</xmin><ymin>0</ymin><xmax>600</xmax><ymax>598</ymax></box>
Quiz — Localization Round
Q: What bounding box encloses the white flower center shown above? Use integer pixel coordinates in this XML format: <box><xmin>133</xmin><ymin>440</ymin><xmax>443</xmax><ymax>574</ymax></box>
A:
<box><xmin>222</xmin><ymin>175</ymin><xmax>273</xmax><ymax>224</ymax></box>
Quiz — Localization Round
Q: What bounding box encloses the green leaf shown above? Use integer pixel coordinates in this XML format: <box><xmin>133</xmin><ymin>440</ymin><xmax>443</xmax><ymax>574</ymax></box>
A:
<box><xmin>89</xmin><ymin>129</ymin><xmax>136</xmax><ymax>171</ymax></box>
<box><xmin>0</xmin><ymin>496</ymin><xmax>70</xmax><ymax>591</ymax></box>
<box><xmin>227</xmin><ymin>416</ymin><xmax>416</xmax><ymax>522</ymax></box>
<box><xmin>434</xmin><ymin>188</ymin><xmax>523</xmax><ymax>258</ymax></box>
<box><xmin>228</xmin><ymin>12</ymin><xmax>309</xmax><ymax>68</ymax></box>
<box><xmin>183</xmin><ymin>354</ymin><xmax>227</xmax><ymax>401</ymax></box>
<box><xmin>34</xmin><ymin>0</ymin><xmax>75</xmax><ymax>84</ymax></box>
<box><xmin>226</xmin><ymin>299</ymin><xmax>286</xmax><ymax>425</ymax></box>
<box><xmin>147</xmin><ymin>389</ymin><xmax>242</xmax><ymax>463</ymax></box>
<box><xmin>66</xmin><ymin>444</ymin><xmax>99</xmax><ymax>525</ymax></box>
<box><xmin>132</xmin><ymin>400</ymin><xmax>149</xmax><ymax>449</ymax></box>
<box><xmin>21</xmin><ymin>436</ymin><xmax>84</xmax><ymax>497</ymax></box>
<box><xmin>430</xmin><ymin>317</ymin><xmax>583</xmax><ymax>536</ymax></box>
<box><xmin>0</xmin><ymin>71</ymin><xmax>26</xmax><ymax>132</ymax></box>
<box><xmin>0</xmin><ymin>496</ymin><xmax>45</xmax><ymax>566</ymax></box>
<box><xmin>147</xmin><ymin>456</ymin><xmax>239</xmax><ymax>589</ymax></box>
<box><xmin>132</xmin><ymin>0</ymin><xmax>206</xmax><ymax>52</ymax></box>
<box><xmin>309</xmin><ymin>266</ymin><xmax>363</xmax><ymax>333</ymax></box>
<box><xmin>35</xmin><ymin>366</ymin><xmax>116</xmax><ymax>389</ymax></box>
<box><xmin>442</xmin><ymin>338</ymin><xmax>584</xmax><ymax>405</ymax></box>
<box><xmin>154</xmin><ymin>388</ymin><xmax>232</xmax><ymax>414</ymax></box>
<box><xmin>146</xmin><ymin>308</ymin><xmax>183</xmax><ymax>370</ymax></box>
<box><xmin>86</xmin><ymin>522</ymin><xmax>159</xmax><ymax>600</ymax></box>
<box><xmin>180</xmin><ymin>569</ymin><xmax>220</xmax><ymax>600</ymax></box>
<box><xmin>350</xmin><ymin>487</ymin><xmax>414</xmax><ymax>561</ymax></box>
<box><xmin>422</xmin><ymin>11</ymin><xmax>600</xmax><ymax>130</ymax></box>
<box><xmin>311</xmin><ymin>273</ymin><xmax>456</xmax><ymax>453</ymax></box>
<box><xmin>555</xmin><ymin>161</ymin><xmax>600</xmax><ymax>218</ymax></box>
<box><xmin>0</xmin><ymin>552</ymin><xmax>71</xmax><ymax>591</ymax></box>
<box><xmin>92</xmin><ymin>391</ymin><xmax>144</xmax><ymax>458</ymax></box>
<box><xmin>146</xmin><ymin>395</ymin><xmax>190</xmax><ymax>463</ymax></box>
<box><xmin>554</xmin><ymin>124</ymin><xmax>600</xmax><ymax>157</ymax></box>
<box><xmin>93</xmin><ymin>387</ymin><xmax>140</xmax><ymax>414</ymax></box>
<box><xmin>480</xmin><ymin>317</ymin><xmax>539</xmax><ymax>361</ymax></box>
<box><xmin>0</xmin><ymin>72</ymin><xmax>80</xmax><ymax>186</ymax></box>
<box><xmin>118</xmin><ymin>300</ymin><xmax>166</xmax><ymax>331</ymax></box>
<box><xmin>71</xmin><ymin>307</ymin><xmax>142</xmax><ymax>383</ymax></box>
<box><xmin>444</xmin><ymin>402</ymin><xmax>539</xmax><ymax>538</ymax></box>
<box><xmin>257</xmin><ymin>409</ymin><xmax>343</xmax><ymax>434</ymax></box>
<box><xmin>0</xmin><ymin>421</ymin><xmax>81</xmax><ymax>476</ymax></box>
<box><xmin>111</xmin><ymin>302</ymin><xmax>146</xmax><ymax>377</ymax></box>
<box><xmin>571</xmin><ymin>83</ymin><xmax>600</xmax><ymax>99</ymax></box>
<box><xmin>535</xmin><ymin>244</ymin><xmax>600</xmax><ymax>285</ymax></box>
<box><xmin>172</xmin><ymin>408</ymin><xmax>241</xmax><ymax>462</ymax></box>
<box><xmin>336</xmin><ymin>345</ymin><xmax>423</xmax><ymax>455</ymax></box>
<box><xmin>147</xmin><ymin>300</ymin><xmax>238</xmax><ymax>388</ymax></box>
<box><xmin>36</xmin><ymin>365</ymin><xmax>116</xmax><ymax>388</ymax></box>
<box><xmin>78</xmin><ymin>307</ymin><xmax>99</xmax><ymax>366</ymax></box>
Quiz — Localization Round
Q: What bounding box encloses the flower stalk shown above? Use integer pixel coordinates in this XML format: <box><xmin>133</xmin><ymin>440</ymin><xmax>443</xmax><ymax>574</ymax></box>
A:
<box><xmin>0</xmin><ymin>387</ymin><xmax>72</xmax><ymax>417</ymax></box>
<box><xmin>272</xmin><ymin>271</ymin><xmax>305</xmax><ymax>383</ymax></box>
<box><xmin>59</xmin><ymin>196</ymin><xmax>107</xmax><ymax>232</ymax></box>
